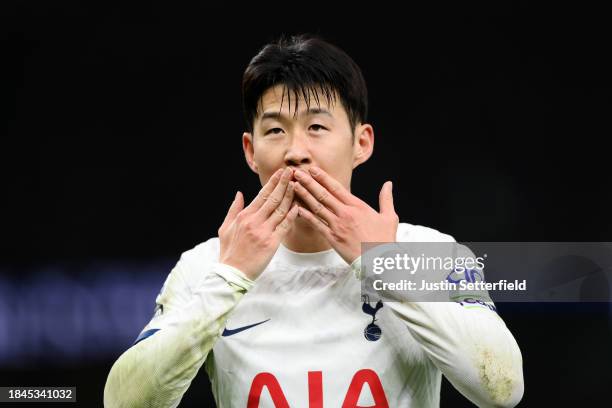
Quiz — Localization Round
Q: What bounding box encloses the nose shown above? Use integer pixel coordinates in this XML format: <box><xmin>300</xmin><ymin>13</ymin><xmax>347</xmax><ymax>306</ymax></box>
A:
<box><xmin>283</xmin><ymin>132</ymin><xmax>312</xmax><ymax>167</ymax></box>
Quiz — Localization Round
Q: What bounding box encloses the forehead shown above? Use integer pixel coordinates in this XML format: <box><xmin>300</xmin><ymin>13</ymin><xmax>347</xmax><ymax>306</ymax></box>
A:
<box><xmin>256</xmin><ymin>84</ymin><xmax>347</xmax><ymax>121</ymax></box>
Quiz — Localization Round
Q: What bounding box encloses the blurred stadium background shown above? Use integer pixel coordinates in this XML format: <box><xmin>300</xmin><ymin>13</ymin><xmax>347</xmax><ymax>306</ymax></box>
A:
<box><xmin>3</xmin><ymin>2</ymin><xmax>611</xmax><ymax>406</ymax></box>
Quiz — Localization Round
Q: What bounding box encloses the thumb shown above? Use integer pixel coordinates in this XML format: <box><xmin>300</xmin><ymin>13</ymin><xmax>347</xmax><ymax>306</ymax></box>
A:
<box><xmin>378</xmin><ymin>181</ymin><xmax>395</xmax><ymax>215</ymax></box>
<box><xmin>222</xmin><ymin>191</ymin><xmax>244</xmax><ymax>227</ymax></box>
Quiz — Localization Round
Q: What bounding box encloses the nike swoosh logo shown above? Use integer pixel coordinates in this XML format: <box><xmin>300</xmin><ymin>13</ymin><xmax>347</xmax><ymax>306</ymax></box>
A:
<box><xmin>222</xmin><ymin>319</ymin><xmax>270</xmax><ymax>337</ymax></box>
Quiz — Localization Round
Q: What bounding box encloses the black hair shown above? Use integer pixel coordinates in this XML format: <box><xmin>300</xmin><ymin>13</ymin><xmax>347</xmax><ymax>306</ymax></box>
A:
<box><xmin>242</xmin><ymin>34</ymin><xmax>368</xmax><ymax>136</ymax></box>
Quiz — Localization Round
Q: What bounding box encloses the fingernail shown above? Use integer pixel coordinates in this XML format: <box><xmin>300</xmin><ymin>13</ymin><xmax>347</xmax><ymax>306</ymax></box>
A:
<box><xmin>309</xmin><ymin>166</ymin><xmax>319</xmax><ymax>176</ymax></box>
<box><xmin>294</xmin><ymin>170</ymin><xmax>304</xmax><ymax>179</ymax></box>
<box><xmin>389</xmin><ymin>181</ymin><xmax>393</xmax><ymax>191</ymax></box>
<box><xmin>235</xmin><ymin>191</ymin><xmax>240</xmax><ymax>200</ymax></box>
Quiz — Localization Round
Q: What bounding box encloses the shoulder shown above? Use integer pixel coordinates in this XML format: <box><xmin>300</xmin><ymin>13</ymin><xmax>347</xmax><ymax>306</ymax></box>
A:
<box><xmin>396</xmin><ymin>222</ymin><xmax>456</xmax><ymax>243</ymax></box>
<box><xmin>140</xmin><ymin>236</ymin><xmax>223</xmax><ymax>329</ymax></box>
<box><xmin>153</xmin><ymin>236</ymin><xmax>222</xmax><ymax>300</ymax></box>
<box><xmin>174</xmin><ymin>236</ymin><xmax>222</xmax><ymax>285</ymax></box>
<box><xmin>180</xmin><ymin>236</ymin><xmax>221</xmax><ymax>266</ymax></box>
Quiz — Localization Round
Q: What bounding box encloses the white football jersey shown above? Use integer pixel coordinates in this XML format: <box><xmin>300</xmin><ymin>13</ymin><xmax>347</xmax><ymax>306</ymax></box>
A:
<box><xmin>104</xmin><ymin>223</ymin><xmax>524</xmax><ymax>408</ymax></box>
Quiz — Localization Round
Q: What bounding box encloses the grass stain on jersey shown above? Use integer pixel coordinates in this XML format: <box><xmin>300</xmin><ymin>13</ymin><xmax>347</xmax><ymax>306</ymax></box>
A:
<box><xmin>474</xmin><ymin>345</ymin><xmax>518</xmax><ymax>405</ymax></box>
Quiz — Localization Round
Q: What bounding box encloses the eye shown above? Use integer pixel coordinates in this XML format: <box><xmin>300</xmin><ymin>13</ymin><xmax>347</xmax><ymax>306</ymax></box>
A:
<box><xmin>310</xmin><ymin>124</ymin><xmax>327</xmax><ymax>132</ymax></box>
<box><xmin>265</xmin><ymin>128</ymin><xmax>284</xmax><ymax>135</ymax></box>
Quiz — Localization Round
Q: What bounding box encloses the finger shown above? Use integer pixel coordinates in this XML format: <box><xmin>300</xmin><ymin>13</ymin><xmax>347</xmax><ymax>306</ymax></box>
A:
<box><xmin>293</xmin><ymin>180</ymin><xmax>338</xmax><ymax>226</ymax></box>
<box><xmin>307</xmin><ymin>166</ymin><xmax>356</xmax><ymax>205</ymax></box>
<box><xmin>256</xmin><ymin>167</ymin><xmax>293</xmax><ymax>220</ymax></box>
<box><xmin>264</xmin><ymin>181</ymin><xmax>295</xmax><ymax>230</ymax></box>
<box><xmin>296</xmin><ymin>206</ymin><xmax>332</xmax><ymax>240</ymax></box>
<box><xmin>294</xmin><ymin>169</ymin><xmax>345</xmax><ymax>216</ymax></box>
<box><xmin>272</xmin><ymin>203</ymin><xmax>299</xmax><ymax>241</ymax></box>
<box><xmin>245</xmin><ymin>168</ymin><xmax>284</xmax><ymax>213</ymax></box>
<box><xmin>378</xmin><ymin>181</ymin><xmax>396</xmax><ymax>215</ymax></box>
<box><xmin>221</xmin><ymin>191</ymin><xmax>244</xmax><ymax>229</ymax></box>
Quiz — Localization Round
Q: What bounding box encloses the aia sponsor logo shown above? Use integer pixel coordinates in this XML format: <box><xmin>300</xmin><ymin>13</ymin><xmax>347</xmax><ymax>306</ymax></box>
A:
<box><xmin>247</xmin><ymin>369</ymin><xmax>389</xmax><ymax>407</ymax></box>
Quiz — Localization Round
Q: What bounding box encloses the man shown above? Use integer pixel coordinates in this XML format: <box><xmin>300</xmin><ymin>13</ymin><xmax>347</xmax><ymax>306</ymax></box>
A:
<box><xmin>104</xmin><ymin>34</ymin><xmax>524</xmax><ymax>407</ymax></box>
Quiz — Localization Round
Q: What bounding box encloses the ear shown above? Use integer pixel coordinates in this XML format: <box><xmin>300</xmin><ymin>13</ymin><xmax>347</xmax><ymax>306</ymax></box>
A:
<box><xmin>242</xmin><ymin>132</ymin><xmax>259</xmax><ymax>174</ymax></box>
<box><xmin>352</xmin><ymin>123</ymin><xmax>374</xmax><ymax>169</ymax></box>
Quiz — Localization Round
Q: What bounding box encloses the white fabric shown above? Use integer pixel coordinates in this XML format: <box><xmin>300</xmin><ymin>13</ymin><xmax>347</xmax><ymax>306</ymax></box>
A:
<box><xmin>104</xmin><ymin>223</ymin><xmax>524</xmax><ymax>407</ymax></box>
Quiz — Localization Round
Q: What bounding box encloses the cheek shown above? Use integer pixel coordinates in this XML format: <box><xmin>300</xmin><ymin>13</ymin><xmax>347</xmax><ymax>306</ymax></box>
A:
<box><xmin>253</xmin><ymin>144</ymin><xmax>279</xmax><ymax>167</ymax></box>
<box><xmin>318</xmin><ymin>142</ymin><xmax>353</xmax><ymax>166</ymax></box>
<box><xmin>318</xmin><ymin>162</ymin><xmax>354</xmax><ymax>190</ymax></box>
<box><xmin>314</xmin><ymin>142</ymin><xmax>354</xmax><ymax>184</ymax></box>
<box><xmin>252</xmin><ymin>148</ymin><xmax>284</xmax><ymax>184</ymax></box>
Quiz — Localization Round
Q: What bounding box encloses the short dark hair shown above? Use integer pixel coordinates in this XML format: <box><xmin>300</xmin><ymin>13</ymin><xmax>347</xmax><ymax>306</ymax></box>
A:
<box><xmin>242</xmin><ymin>34</ymin><xmax>368</xmax><ymax>135</ymax></box>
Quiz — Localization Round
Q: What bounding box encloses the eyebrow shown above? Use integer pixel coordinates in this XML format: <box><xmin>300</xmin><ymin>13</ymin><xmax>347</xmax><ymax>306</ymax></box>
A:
<box><xmin>260</xmin><ymin>108</ymin><xmax>333</xmax><ymax>121</ymax></box>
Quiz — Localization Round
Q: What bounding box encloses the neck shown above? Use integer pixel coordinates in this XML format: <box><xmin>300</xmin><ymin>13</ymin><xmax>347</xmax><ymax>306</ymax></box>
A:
<box><xmin>281</xmin><ymin>216</ymin><xmax>332</xmax><ymax>253</ymax></box>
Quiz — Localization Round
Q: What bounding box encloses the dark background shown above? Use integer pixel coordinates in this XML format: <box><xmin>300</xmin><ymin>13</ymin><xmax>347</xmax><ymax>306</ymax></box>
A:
<box><xmin>2</xmin><ymin>1</ymin><xmax>611</xmax><ymax>407</ymax></box>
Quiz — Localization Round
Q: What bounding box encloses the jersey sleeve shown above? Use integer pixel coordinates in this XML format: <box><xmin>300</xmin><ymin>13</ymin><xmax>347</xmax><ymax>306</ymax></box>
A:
<box><xmin>386</xmin><ymin>298</ymin><xmax>524</xmax><ymax>407</ymax></box>
<box><xmin>103</xmin><ymin>238</ymin><xmax>254</xmax><ymax>408</ymax></box>
<box><xmin>352</xmin><ymin>224</ymin><xmax>524</xmax><ymax>408</ymax></box>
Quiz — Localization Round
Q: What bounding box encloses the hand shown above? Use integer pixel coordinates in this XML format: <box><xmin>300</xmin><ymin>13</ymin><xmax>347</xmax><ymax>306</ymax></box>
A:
<box><xmin>293</xmin><ymin>166</ymin><xmax>399</xmax><ymax>265</ymax></box>
<box><xmin>218</xmin><ymin>167</ymin><xmax>298</xmax><ymax>280</ymax></box>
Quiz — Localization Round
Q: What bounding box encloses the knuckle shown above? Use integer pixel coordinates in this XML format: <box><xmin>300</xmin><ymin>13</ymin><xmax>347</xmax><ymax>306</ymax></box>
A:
<box><xmin>334</xmin><ymin>225</ymin><xmax>349</xmax><ymax>241</ymax></box>
<box><xmin>274</xmin><ymin>207</ymin><xmax>286</xmax><ymax>218</ymax></box>
<box><xmin>279</xmin><ymin>219</ymin><xmax>291</xmax><ymax>231</ymax></box>
<box><xmin>341</xmin><ymin>209</ymin><xmax>354</xmax><ymax>221</ymax></box>
<box><xmin>313</xmin><ymin>202</ymin><xmax>324</xmax><ymax>215</ymax></box>
<box><xmin>241</xmin><ymin>218</ymin><xmax>254</xmax><ymax>230</ymax></box>
<box><xmin>317</xmin><ymin>191</ymin><xmax>329</xmax><ymax>203</ymax></box>
<box><xmin>261</xmin><ymin>236</ymin><xmax>273</xmax><ymax>247</ymax></box>
<box><xmin>269</xmin><ymin>196</ymin><xmax>281</xmax><ymax>206</ymax></box>
<box><xmin>330</xmin><ymin>229</ymin><xmax>344</xmax><ymax>242</ymax></box>
<box><xmin>246</xmin><ymin>228</ymin><xmax>263</xmax><ymax>242</ymax></box>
